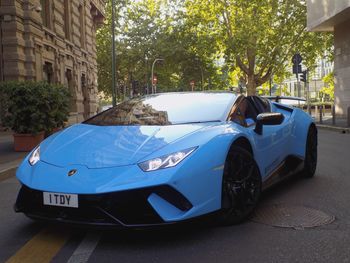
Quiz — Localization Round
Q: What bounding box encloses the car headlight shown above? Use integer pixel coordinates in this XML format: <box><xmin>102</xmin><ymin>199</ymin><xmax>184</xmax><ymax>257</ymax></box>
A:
<box><xmin>29</xmin><ymin>146</ymin><xmax>40</xmax><ymax>166</ymax></box>
<box><xmin>138</xmin><ymin>147</ymin><xmax>197</xmax><ymax>172</ymax></box>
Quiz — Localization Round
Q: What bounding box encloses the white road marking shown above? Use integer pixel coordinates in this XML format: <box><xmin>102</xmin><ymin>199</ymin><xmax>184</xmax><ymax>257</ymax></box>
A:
<box><xmin>67</xmin><ymin>233</ymin><xmax>101</xmax><ymax>263</ymax></box>
<box><xmin>0</xmin><ymin>159</ymin><xmax>22</xmax><ymax>174</ymax></box>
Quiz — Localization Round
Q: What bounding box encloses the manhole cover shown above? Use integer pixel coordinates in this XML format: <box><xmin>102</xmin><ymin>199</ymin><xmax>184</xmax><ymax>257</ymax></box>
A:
<box><xmin>252</xmin><ymin>204</ymin><xmax>335</xmax><ymax>229</ymax></box>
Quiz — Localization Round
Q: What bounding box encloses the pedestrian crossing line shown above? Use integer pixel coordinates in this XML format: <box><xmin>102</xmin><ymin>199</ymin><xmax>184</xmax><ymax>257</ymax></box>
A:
<box><xmin>5</xmin><ymin>227</ymin><xmax>70</xmax><ymax>263</ymax></box>
<box><xmin>67</xmin><ymin>232</ymin><xmax>101</xmax><ymax>263</ymax></box>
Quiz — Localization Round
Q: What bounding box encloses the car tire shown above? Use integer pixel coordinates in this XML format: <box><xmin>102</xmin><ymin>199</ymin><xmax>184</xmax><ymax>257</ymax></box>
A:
<box><xmin>219</xmin><ymin>146</ymin><xmax>262</xmax><ymax>225</ymax></box>
<box><xmin>302</xmin><ymin>126</ymin><xmax>318</xmax><ymax>178</ymax></box>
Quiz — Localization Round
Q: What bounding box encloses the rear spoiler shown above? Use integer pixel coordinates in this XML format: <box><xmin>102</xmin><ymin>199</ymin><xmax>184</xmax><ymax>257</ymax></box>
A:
<box><xmin>263</xmin><ymin>96</ymin><xmax>306</xmax><ymax>103</ymax></box>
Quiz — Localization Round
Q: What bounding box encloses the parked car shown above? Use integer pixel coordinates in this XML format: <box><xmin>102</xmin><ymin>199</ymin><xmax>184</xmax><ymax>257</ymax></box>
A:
<box><xmin>14</xmin><ymin>92</ymin><xmax>317</xmax><ymax>227</ymax></box>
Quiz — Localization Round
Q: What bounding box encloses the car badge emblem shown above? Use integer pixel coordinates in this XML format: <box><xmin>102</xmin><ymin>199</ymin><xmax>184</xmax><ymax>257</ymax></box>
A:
<box><xmin>68</xmin><ymin>169</ymin><xmax>77</xmax><ymax>177</ymax></box>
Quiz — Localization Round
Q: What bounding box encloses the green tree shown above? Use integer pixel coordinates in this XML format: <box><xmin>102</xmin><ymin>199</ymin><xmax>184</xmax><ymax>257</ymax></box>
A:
<box><xmin>186</xmin><ymin>0</ymin><xmax>333</xmax><ymax>95</ymax></box>
<box><xmin>96</xmin><ymin>0</ymin><xmax>224</xmax><ymax>99</ymax></box>
<box><xmin>320</xmin><ymin>72</ymin><xmax>334</xmax><ymax>101</ymax></box>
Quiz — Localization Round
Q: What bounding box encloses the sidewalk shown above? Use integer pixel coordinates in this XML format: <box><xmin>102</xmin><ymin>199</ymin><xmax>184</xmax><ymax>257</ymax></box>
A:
<box><xmin>312</xmin><ymin>114</ymin><xmax>350</xmax><ymax>133</ymax></box>
<box><xmin>0</xmin><ymin>131</ymin><xmax>26</xmax><ymax>174</ymax></box>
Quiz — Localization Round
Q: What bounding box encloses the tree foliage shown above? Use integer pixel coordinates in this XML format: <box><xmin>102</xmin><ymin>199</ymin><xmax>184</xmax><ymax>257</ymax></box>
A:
<box><xmin>97</xmin><ymin>0</ymin><xmax>333</xmax><ymax>98</ymax></box>
<box><xmin>97</xmin><ymin>0</ymin><xmax>223</xmax><ymax>100</ymax></box>
<box><xmin>185</xmin><ymin>0</ymin><xmax>333</xmax><ymax>95</ymax></box>
<box><xmin>320</xmin><ymin>72</ymin><xmax>334</xmax><ymax>101</ymax></box>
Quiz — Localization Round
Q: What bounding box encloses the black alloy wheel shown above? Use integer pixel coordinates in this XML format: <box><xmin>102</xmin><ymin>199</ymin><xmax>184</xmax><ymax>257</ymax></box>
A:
<box><xmin>302</xmin><ymin>126</ymin><xmax>318</xmax><ymax>178</ymax></box>
<box><xmin>219</xmin><ymin>146</ymin><xmax>262</xmax><ymax>225</ymax></box>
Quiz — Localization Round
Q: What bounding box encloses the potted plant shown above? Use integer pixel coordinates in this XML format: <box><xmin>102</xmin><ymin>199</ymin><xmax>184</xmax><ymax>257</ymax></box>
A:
<box><xmin>0</xmin><ymin>81</ymin><xmax>70</xmax><ymax>151</ymax></box>
<box><xmin>45</xmin><ymin>84</ymin><xmax>70</xmax><ymax>137</ymax></box>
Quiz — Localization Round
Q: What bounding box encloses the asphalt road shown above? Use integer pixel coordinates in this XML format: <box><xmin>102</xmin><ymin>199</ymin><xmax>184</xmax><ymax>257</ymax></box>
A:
<box><xmin>0</xmin><ymin>129</ymin><xmax>349</xmax><ymax>263</ymax></box>
<box><xmin>0</xmin><ymin>132</ymin><xmax>26</xmax><ymax>166</ymax></box>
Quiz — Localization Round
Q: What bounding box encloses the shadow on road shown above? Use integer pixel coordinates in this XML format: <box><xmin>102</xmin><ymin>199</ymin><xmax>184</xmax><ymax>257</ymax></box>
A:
<box><xmin>65</xmin><ymin>173</ymin><xmax>310</xmax><ymax>246</ymax></box>
<box><xmin>259</xmin><ymin>172</ymin><xmax>307</xmax><ymax>204</ymax></box>
<box><xmin>15</xmin><ymin>172</ymin><xmax>313</xmax><ymax>249</ymax></box>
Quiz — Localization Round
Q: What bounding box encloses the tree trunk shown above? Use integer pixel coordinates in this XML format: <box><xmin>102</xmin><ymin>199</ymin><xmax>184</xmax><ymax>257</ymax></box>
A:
<box><xmin>246</xmin><ymin>74</ymin><xmax>256</xmax><ymax>96</ymax></box>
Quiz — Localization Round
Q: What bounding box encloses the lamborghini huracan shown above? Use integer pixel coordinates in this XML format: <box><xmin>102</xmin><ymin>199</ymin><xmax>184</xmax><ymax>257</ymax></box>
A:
<box><xmin>14</xmin><ymin>92</ymin><xmax>317</xmax><ymax>227</ymax></box>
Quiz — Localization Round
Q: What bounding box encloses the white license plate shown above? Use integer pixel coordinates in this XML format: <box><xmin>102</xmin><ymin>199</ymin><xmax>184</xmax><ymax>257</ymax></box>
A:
<box><xmin>43</xmin><ymin>192</ymin><xmax>78</xmax><ymax>208</ymax></box>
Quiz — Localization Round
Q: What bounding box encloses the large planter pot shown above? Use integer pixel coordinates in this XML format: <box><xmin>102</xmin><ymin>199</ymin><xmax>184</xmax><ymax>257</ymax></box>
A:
<box><xmin>13</xmin><ymin>132</ymin><xmax>45</xmax><ymax>152</ymax></box>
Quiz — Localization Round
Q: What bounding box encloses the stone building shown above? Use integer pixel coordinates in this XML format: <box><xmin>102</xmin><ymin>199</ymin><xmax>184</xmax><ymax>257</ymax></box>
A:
<box><xmin>307</xmin><ymin>0</ymin><xmax>350</xmax><ymax>117</ymax></box>
<box><xmin>0</xmin><ymin>0</ymin><xmax>105</xmax><ymax>123</ymax></box>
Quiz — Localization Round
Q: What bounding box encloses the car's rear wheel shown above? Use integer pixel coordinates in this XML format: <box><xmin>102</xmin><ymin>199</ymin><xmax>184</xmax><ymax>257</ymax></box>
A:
<box><xmin>219</xmin><ymin>146</ymin><xmax>262</xmax><ymax>225</ymax></box>
<box><xmin>302</xmin><ymin>126</ymin><xmax>318</xmax><ymax>178</ymax></box>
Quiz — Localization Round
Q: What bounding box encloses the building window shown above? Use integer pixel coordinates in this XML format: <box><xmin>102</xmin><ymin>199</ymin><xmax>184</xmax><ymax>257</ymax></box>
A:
<box><xmin>43</xmin><ymin>62</ymin><xmax>54</xmax><ymax>83</ymax></box>
<box><xmin>40</xmin><ymin>0</ymin><xmax>52</xmax><ymax>29</ymax></box>
<box><xmin>66</xmin><ymin>69</ymin><xmax>72</xmax><ymax>87</ymax></box>
<box><xmin>78</xmin><ymin>5</ymin><xmax>86</xmax><ymax>48</ymax></box>
<box><xmin>81</xmin><ymin>74</ymin><xmax>86</xmax><ymax>91</ymax></box>
<box><xmin>64</xmin><ymin>0</ymin><xmax>71</xmax><ymax>40</ymax></box>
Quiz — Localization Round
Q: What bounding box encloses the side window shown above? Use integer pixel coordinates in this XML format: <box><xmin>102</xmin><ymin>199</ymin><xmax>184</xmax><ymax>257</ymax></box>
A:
<box><xmin>255</xmin><ymin>97</ymin><xmax>271</xmax><ymax>113</ymax></box>
<box><xmin>230</xmin><ymin>98</ymin><xmax>258</xmax><ymax>127</ymax></box>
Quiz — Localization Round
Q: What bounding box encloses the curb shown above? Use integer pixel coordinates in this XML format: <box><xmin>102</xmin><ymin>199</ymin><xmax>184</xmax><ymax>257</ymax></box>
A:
<box><xmin>0</xmin><ymin>167</ymin><xmax>17</xmax><ymax>182</ymax></box>
<box><xmin>316</xmin><ymin>124</ymin><xmax>350</xmax><ymax>133</ymax></box>
<box><xmin>0</xmin><ymin>159</ymin><xmax>22</xmax><ymax>181</ymax></box>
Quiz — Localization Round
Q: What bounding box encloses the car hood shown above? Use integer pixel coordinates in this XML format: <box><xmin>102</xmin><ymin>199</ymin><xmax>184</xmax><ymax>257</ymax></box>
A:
<box><xmin>41</xmin><ymin>123</ymin><xmax>210</xmax><ymax>168</ymax></box>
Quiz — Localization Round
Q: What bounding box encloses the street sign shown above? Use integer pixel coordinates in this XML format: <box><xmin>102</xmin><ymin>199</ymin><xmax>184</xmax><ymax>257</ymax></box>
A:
<box><xmin>292</xmin><ymin>65</ymin><xmax>302</xmax><ymax>74</ymax></box>
<box><xmin>292</xmin><ymin>53</ymin><xmax>302</xmax><ymax>65</ymax></box>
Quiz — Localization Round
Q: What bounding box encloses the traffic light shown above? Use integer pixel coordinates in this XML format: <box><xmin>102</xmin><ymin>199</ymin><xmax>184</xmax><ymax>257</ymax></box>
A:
<box><xmin>300</xmin><ymin>70</ymin><xmax>307</xmax><ymax>83</ymax></box>
<box><xmin>292</xmin><ymin>53</ymin><xmax>302</xmax><ymax>76</ymax></box>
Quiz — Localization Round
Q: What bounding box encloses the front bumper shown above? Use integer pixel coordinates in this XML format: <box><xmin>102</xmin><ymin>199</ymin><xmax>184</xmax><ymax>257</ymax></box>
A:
<box><xmin>15</xmin><ymin>184</ymin><xmax>193</xmax><ymax>227</ymax></box>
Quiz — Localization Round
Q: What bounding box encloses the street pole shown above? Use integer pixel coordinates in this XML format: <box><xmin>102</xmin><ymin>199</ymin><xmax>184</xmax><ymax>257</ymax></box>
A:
<box><xmin>144</xmin><ymin>52</ymin><xmax>148</xmax><ymax>95</ymax></box>
<box><xmin>296</xmin><ymin>72</ymin><xmax>301</xmax><ymax>107</ymax></box>
<box><xmin>306</xmin><ymin>71</ymin><xmax>311</xmax><ymax>114</ymax></box>
<box><xmin>0</xmin><ymin>19</ymin><xmax>3</xmax><ymax>81</ymax></box>
<box><xmin>200</xmin><ymin>66</ymin><xmax>204</xmax><ymax>91</ymax></box>
<box><xmin>111</xmin><ymin>0</ymin><xmax>117</xmax><ymax>106</ymax></box>
<box><xmin>297</xmin><ymin>72</ymin><xmax>300</xmax><ymax>97</ymax></box>
<box><xmin>195</xmin><ymin>58</ymin><xmax>204</xmax><ymax>91</ymax></box>
<box><xmin>151</xmin><ymin>58</ymin><xmax>164</xmax><ymax>94</ymax></box>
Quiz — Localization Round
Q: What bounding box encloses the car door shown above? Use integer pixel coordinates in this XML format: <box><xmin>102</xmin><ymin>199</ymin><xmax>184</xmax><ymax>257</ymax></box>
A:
<box><xmin>251</xmin><ymin>96</ymin><xmax>291</xmax><ymax>178</ymax></box>
<box><xmin>230</xmin><ymin>97</ymin><xmax>287</xmax><ymax>180</ymax></box>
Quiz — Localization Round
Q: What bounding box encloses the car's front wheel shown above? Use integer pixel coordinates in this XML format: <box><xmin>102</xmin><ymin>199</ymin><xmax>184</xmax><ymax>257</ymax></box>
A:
<box><xmin>219</xmin><ymin>146</ymin><xmax>262</xmax><ymax>225</ymax></box>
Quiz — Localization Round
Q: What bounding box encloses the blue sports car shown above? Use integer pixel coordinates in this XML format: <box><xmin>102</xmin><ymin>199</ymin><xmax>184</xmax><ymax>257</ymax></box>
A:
<box><xmin>14</xmin><ymin>92</ymin><xmax>317</xmax><ymax>227</ymax></box>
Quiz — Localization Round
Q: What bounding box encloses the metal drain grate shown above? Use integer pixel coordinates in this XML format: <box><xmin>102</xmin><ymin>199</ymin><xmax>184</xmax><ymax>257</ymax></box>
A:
<box><xmin>252</xmin><ymin>204</ymin><xmax>335</xmax><ymax>229</ymax></box>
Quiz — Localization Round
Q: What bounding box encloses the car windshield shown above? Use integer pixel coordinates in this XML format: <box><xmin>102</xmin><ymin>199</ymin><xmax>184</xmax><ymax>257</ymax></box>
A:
<box><xmin>84</xmin><ymin>92</ymin><xmax>236</xmax><ymax>126</ymax></box>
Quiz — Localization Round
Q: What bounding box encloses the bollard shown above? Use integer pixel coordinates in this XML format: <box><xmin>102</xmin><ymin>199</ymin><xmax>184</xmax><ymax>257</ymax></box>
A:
<box><xmin>315</xmin><ymin>105</ymin><xmax>318</xmax><ymax>120</ymax></box>
<box><xmin>332</xmin><ymin>104</ymin><xmax>336</xmax><ymax>126</ymax></box>
<box><xmin>319</xmin><ymin>106</ymin><xmax>323</xmax><ymax>124</ymax></box>
<box><xmin>348</xmin><ymin>106</ymin><xmax>350</xmax><ymax>127</ymax></box>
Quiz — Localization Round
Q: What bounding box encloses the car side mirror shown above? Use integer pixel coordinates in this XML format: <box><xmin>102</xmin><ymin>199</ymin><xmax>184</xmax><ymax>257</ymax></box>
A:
<box><xmin>254</xmin><ymin>113</ymin><xmax>285</xmax><ymax>135</ymax></box>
